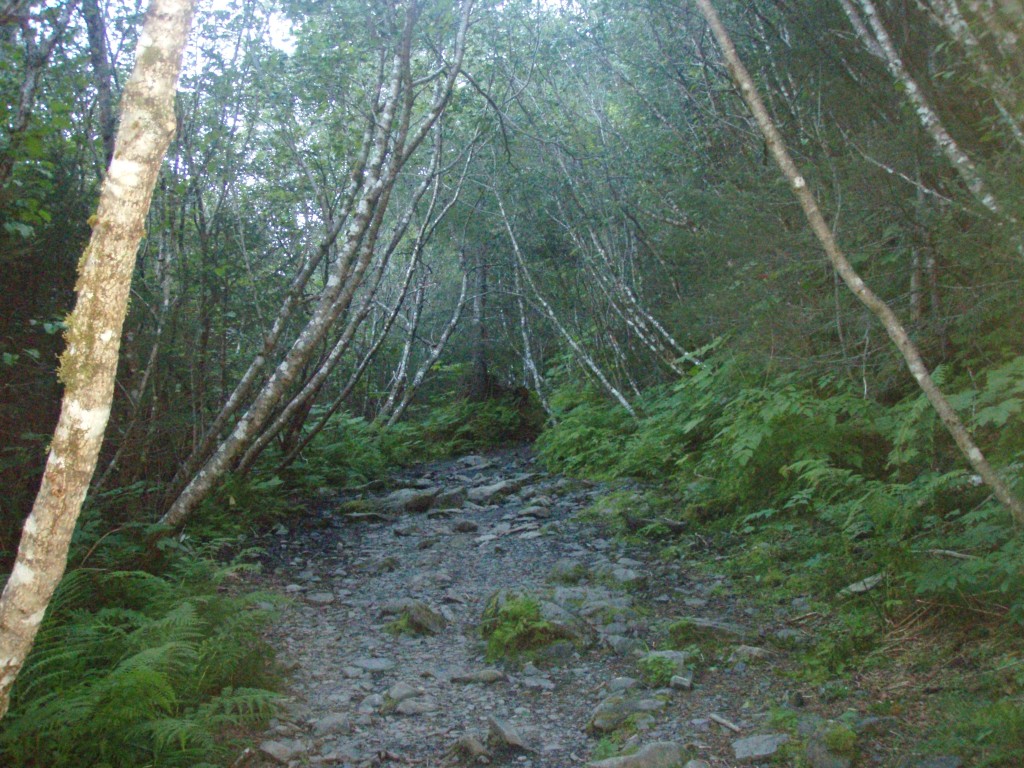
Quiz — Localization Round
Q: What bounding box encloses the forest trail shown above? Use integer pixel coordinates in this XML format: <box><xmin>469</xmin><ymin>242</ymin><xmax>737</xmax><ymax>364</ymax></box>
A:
<box><xmin>244</xmin><ymin>449</ymin><xmax>937</xmax><ymax>768</ymax></box>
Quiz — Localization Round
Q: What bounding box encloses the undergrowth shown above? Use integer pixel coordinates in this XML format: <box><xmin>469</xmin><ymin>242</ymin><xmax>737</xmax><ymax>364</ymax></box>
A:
<box><xmin>0</xmin><ymin>521</ymin><xmax>280</xmax><ymax>768</ymax></box>
<box><xmin>538</xmin><ymin>351</ymin><xmax>1024</xmax><ymax>764</ymax></box>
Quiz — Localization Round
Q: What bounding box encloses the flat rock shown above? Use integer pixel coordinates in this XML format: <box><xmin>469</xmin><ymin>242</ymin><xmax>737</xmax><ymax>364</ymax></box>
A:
<box><xmin>451</xmin><ymin>668</ymin><xmax>506</xmax><ymax>684</ymax></box>
<box><xmin>732</xmin><ymin>733</ymin><xmax>790</xmax><ymax>762</ymax></box>
<box><xmin>587</xmin><ymin>741</ymin><xmax>689</xmax><ymax>768</ymax></box>
<box><xmin>395</xmin><ymin>697</ymin><xmax>437</xmax><ymax>715</ymax></box>
<box><xmin>351</xmin><ymin>657</ymin><xmax>395</xmax><ymax>673</ymax></box>
<box><xmin>305</xmin><ymin>591</ymin><xmax>335</xmax><ymax>605</ymax></box>
<box><xmin>259</xmin><ymin>738</ymin><xmax>306</xmax><ymax>764</ymax></box>
<box><xmin>380</xmin><ymin>487</ymin><xmax>440</xmax><ymax>514</ymax></box>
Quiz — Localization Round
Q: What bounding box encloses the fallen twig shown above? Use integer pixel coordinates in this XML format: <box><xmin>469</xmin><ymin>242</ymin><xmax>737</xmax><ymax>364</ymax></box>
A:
<box><xmin>710</xmin><ymin>713</ymin><xmax>742</xmax><ymax>732</ymax></box>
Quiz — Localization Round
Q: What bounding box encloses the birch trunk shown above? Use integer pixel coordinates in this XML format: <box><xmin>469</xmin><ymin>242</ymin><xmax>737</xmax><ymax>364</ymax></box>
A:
<box><xmin>496</xmin><ymin>191</ymin><xmax>637</xmax><ymax>418</ymax></box>
<box><xmin>696</xmin><ymin>0</ymin><xmax>1024</xmax><ymax>525</ymax></box>
<box><xmin>841</xmin><ymin>0</ymin><xmax>1004</xmax><ymax>216</ymax></box>
<box><xmin>160</xmin><ymin>1</ymin><xmax>473</xmax><ymax>527</ymax></box>
<box><xmin>0</xmin><ymin>0</ymin><xmax>194</xmax><ymax>718</ymax></box>
<box><xmin>386</xmin><ymin>272</ymin><xmax>470</xmax><ymax>426</ymax></box>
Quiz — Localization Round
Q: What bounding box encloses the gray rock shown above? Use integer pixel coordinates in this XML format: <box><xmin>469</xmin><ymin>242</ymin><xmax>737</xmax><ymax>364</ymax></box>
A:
<box><xmin>436</xmin><ymin>486</ymin><xmax>468</xmax><ymax>507</ymax></box>
<box><xmin>357</xmin><ymin>693</ymin><xmax>385</xmax><ymax>713</ymax></box>
<box><xmin>670</xmin><ymin>671</ymin><xmax>694</xmax><ymax>690</ymax></box>
<box><xmin>395</xmin><ymin>697</ymin><xmax>437</xmax><ymax>715</ymax></box>
<box><xmin>587</xmin><ymin>742</ymin><xmax>689</xmax><ymax>768</ymax></box>
<box><xmin>305</xmin><ymin>591</ymin><xmax>335</xmax><ymax>605</ymax></box>
<box><xmin>311</xmin><ymin>713</ymin><xmax>351</xmax><ymax>737</ymax></box>
<box><xmin>684</xmin><ymin>761</ymin><xmax>711</xmax><ymax>768</ymax></box>
<box><xmin>487</xmin><ymin>716</ymin><xmax>534</xmax><ymax>752</ymax></box>
<box><xmin>379</xmin><ymin>598</ymin><xmax>447</xmax><ymax>635</ymax></box>
<box><xmin>387</xmin><ymin>681</ymin><xmax>423</xmax><ymax>703</ymax></box>
<box><xmin>351</xmin><ymin>657</ymin><xmax>395</xmax><ymax>673</ymax></box>
<box><xmin>732</xmin><ymin>733</ymin><xmax>790</xmax><ymax>762</ymax></box>
<box><xmin>468</xmin><ymin>479</ymin><xmax>520</xmax><ymax>505</ymax></box>
<box><xmin>451</xmin><ymin>668</ymin><xmax>506</xmax><ymax>684</ymax></box>
<box><xmin>606</xmin><ymin>676</ymin><xmax>639</xmax><ymax>692</ymax></box>
<box><xmin>380</xmin><ymin>487</ymin><xmax>440</xmax><ymax>514</ymax></box>
<box><xmin>588</xmin><ymin>694</ymin><xmax>667</xmax><ymax>733</ymax></box>
<box><xmin>259</xmin><ymin>738</ymin><xmax>306</xmax><ymax>764</ymax></box>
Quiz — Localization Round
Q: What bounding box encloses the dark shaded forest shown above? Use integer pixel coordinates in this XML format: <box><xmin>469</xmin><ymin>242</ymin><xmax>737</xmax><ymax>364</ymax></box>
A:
<box><xmin>1</xmin><ymin>0</ymin><xmax>1024</xmax><ymax>765</ymax></box>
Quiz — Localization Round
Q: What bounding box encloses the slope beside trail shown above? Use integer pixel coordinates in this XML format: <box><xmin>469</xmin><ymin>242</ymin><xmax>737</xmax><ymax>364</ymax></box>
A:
<box><xmin>244</xmin><ymin>448</ymin><xmax>942</xmax><ymax>768</ymax></box>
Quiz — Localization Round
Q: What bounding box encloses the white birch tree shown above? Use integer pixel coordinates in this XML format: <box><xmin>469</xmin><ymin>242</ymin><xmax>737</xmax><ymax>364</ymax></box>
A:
<box><xmin>0</xmin><ymin>0</ymin><xmax>195</xmax><ymax>718</ymax></box>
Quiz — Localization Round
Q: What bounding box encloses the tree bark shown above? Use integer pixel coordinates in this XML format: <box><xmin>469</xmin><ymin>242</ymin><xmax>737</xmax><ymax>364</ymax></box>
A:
<box><xmin>695</xmin><ymin>0</ymin><xmax>1024</xmax><ymax>525</ymax></box>
<box><xmin>0</xmin><ymin>0</ymin><xmax>194</xmax><ymax>718</ymax></box>
<box><xmin>82</xmin><ymin>0</ymin><xmax>117</xmax><ymax>168</ymax></box>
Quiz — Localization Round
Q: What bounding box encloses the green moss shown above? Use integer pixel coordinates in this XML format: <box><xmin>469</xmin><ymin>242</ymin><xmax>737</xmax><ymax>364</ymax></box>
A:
<box><xmin>638</xmin><ymin>655</ymin><xmax>678</xmax><ymax>686</ymax></box>
<box><xmin>823</xmin><ymin>724</ymin><xmax>858</xmax><ymax>755</ymax></box>
<box><xmin>336</xmin><ymin>499</ymin><xmax>378</xmax><ymax>516</ymax></box>
<box><xmin>590</xmin><ymin>735</ymin><xmax>623</xmax><ymax>761</ymax></box>
<box><xmin>383</xmin><ymin>615</ymin><xmax>413</xmax><ymax>637</ymax></box>
<box><xmin>481</xmin><ymin>594</ymin><xmax>562</xmax><ymax>662</ymax></box>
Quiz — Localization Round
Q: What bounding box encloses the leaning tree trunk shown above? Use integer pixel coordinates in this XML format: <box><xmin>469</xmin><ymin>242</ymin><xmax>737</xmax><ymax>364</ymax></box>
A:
<box><xmin>160</xmin><ymin>1</ymin><xmax>473</xmax><ymax>528</ymax></box>
<box><xmin>695</xmin><ymin>0</ymin><xmax>1024</xmax><ymax>525</ymax></box>
<box><xmin>0</xmin><ymin>0</ymin><xmax>195</xmax><ymax>719</ymax></box>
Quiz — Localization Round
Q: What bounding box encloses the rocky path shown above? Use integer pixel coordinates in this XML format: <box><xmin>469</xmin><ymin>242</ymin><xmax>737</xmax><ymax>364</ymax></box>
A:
<box><xmin>244</xmin><ymin>449</ymin><xmax>937</xmax><ymax>768</ymax></box>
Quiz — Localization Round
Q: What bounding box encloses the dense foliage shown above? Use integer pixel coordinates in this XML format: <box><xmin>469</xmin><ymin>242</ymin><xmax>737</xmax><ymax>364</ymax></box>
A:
<box><xmin>2</xmin><ymin>0</ymin><xmax>1024</xmax><ymax>759</ymax></box>
<box><xmin>0</xmin><ymin>523</ymin><xmax>279</xmax><ymax>767</ymax></box>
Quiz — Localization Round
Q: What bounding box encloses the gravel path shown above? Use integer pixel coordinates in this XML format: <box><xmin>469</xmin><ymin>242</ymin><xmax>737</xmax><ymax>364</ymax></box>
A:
<box><xmin>243</xmin><ymin>448</ymin><xmax>922</xmax><ymax>768</ymax></box>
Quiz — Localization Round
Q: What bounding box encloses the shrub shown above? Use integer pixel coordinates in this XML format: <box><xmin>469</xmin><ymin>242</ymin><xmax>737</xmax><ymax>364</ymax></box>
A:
<box><xmin>0</xmin><ymin>537</ymin><xmax>280</xmax><ymax>768</ymax></box>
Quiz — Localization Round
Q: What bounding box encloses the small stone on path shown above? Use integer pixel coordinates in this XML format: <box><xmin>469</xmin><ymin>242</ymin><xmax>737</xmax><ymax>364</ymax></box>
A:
<box><xmin>305</xmin><ymin>591</ymin><xmax>335</xmax><ymax>605</ymax></box>
<box><xmin>451</xmin><ymin>667</ymin><xmax>506</xmax><ymax>684</ymax></box>
<box><xmin>352</xmin><ymin>657</ymin><xmax>395</xmax><ymax>673</ymax></box>
<box><xmin>732</xmin><ymin>733</ymin><xmax>790</xmax><ymax>762</ymax></box>
<box><xmin>587</xmin><ymin>741</ymin><xmax>689</xmax><ymax>768</ymax></box>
